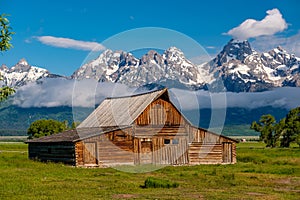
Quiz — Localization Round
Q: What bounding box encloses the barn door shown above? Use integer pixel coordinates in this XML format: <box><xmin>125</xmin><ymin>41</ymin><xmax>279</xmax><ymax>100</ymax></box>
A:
<box><xmin>140</xmin><ymin>140</ymin><xmax>152</xmax><ymax>164</ymax></box>
<box><xmin>222</xmin><ymin>142</ymin><xmax>232</xmax><ymax>163</ymax></box>
<box><xmin>84</xmin><ymin>142</ymin><xmax>97</xmax><ymax>165</ymax></box>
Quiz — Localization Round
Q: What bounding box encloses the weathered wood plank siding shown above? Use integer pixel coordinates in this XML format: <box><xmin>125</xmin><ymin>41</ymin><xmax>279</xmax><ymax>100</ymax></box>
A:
<box><xmin>133</xmin><ymin>98</ymin><xmax>190</xmax><ymax>165</ymax></box>
<box><xmin>76</xmin><ymin>128</ymin><xmax>134</xmax><ymax>167</ymax></box>
<box><xmin>135</xmin><ymin>99</ymin><xmax>186</xmax><ymax>126</ymax></box>
<box><xmin>232</xmin><ymin>143</ymin><xmax>236</xmax><ymax>163</ymax></box>
<box><xmin>152</xmin><ymin>137</ymin><xmax>189</xmax><ymax>165</ymax></box>
<box><xmin>189</xmin><ymin>143</ymin><xmax>223</xmax><ymax>164</ymax></box>
<box><xmin>134</xmin><ymin>125</ymin><xmax>189</xmax><ymax>165</ymax></box>
<box><xmin>28</xmin><ymin>143</ymin><xmax>76</xmax><ymax>165</ymax></box>
<box><xmin>188</xmin><ymin>127</ymin><xmax>236</xmax><ymax>164</ymax></box>
<box><xmin>75</xmin><ymin>141</ymin><xmax>84</xmax><ymax>166</ymax></box>
<box><xmin>189</xmin><ymin>127</ymin><xmax>221</xmax><ymax>144</ymax></box>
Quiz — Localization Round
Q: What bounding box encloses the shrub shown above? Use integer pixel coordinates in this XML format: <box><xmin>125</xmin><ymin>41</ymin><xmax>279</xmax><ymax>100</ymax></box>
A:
<box><xmin>143</xmin><ymin>177</ymin><xmax>179</xmax><ymax>188</ymax></box>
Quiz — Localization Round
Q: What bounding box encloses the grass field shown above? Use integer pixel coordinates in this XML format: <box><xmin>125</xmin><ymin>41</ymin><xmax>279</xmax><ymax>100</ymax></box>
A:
<box><xmin>0</xmin><ymin>142</ymin><xmax>299</xmax><ymax>200</ymax></box>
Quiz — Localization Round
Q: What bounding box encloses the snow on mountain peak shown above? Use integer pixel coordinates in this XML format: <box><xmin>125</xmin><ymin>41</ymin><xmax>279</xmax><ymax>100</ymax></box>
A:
<box><xmin>72</xmin><ymin>47</ymin><xmax>207</xmax><ymax>89</ymax></box>
<box><xmin>208</xmin><ymin>39</ymin><xmax>300</xmax><ymax>92</ymax></box>
<box><xmin>0</xmin><ymin>64</ymin><xmax>9</xmax><ymax>71</ymax></box>
<box><xmin>0</xmin><ymin>59</ymin><xmax>52</xmax><ymax>87</ymax></box>
<box><xmin>166</xmin><ymin>46</ymin><xmax>183</xmax><ymax>52</ymax></box>
<box><xmin>17</xmin><ymin>58</ymin><xmax>29</xmax><ymax>66</ymax></box>
<box><xmin>165</xmin><ymin>46</ymin><xmax>184</xmax><ymax>56</ymax></box>
<box><xmin>2</xmin><ymin>40</ymin><xmax>300</xmax><ymax>92</ymax></box>
<box><xmin>276</xmin><ymin>46</ymin><xmax>286</xmax><ymax>52</ymax></box>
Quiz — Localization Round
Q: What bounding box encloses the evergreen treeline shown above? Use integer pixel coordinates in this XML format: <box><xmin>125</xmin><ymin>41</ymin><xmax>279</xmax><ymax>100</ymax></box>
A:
<box><xmin>251</xmin><ymin>107</ymin><xmax>300</xmax><ymax>147</ymax></box>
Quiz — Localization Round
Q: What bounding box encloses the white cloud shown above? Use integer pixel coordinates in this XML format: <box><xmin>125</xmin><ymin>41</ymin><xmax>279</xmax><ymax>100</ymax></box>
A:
<box><xmin>227</xmin><ymin>8</ymin><xmax>288</xmax><ymax>40</ymax></box>
<box><xmin>12</xmin><ymin>79</ymin><xmax>300</xmax><ymax>112</ymax></box>
<box><xmin>170</xmin><ymin>87</ymin><xmax>300</xmax><ymax>110</ymax></box>
<box><xmin>13</xmin><ymin>79</ymin><xmax>139</xmax><ymax>108</ymax></box>
<box><xmin>35</xmin><ymin>36</ymin><xmax>106</xmax><ymax>51</ymax></box>
<box><xmin>251</xmin><ymin>31</ymin><xmax>300</xmax><ymax>57</ymax></box>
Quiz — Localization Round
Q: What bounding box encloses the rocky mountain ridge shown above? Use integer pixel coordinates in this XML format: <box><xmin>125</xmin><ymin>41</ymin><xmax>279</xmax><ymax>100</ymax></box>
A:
<box><xmin>1</xmin><ymin>39</ymin><xmax>300</xmax><ymax>92</ymax></box>
<box><xmin>0</xmin><ymin>59</ymin><xmax>62</xmax><ymax>87</ymax></box>
<box><xmin>207</xmin><ymin>39</ymin><xmax>300</xmax><ymax>91</ymax></box>
<box><xmin>71</xmin><ymin>47</ymin><xmax>210</xmax><ymax>89</ymax></box>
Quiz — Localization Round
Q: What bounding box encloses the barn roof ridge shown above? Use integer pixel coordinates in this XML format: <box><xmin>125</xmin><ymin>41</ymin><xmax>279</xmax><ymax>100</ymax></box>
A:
<box><xmin>105</xmin><ymin>88</ymin><xmax>168</xmax><ymax>100</ymax></box>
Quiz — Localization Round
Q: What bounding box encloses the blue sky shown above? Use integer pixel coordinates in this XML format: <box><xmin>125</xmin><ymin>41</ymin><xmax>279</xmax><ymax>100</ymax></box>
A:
<box><xmin>1</xmin><ymin>0</ymin><xmax>299</xmax><ymax>76</ymax></box>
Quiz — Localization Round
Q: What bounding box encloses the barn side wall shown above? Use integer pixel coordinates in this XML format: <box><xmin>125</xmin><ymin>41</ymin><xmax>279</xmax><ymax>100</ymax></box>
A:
<box><xmin>134</xmin><ymin>126</ymin><xmax>189</xmax><ymax>165</ymax></box>
<box><xmin>133</xmin><ymin>97</ymin><xmax>236</xmax><ymax>165</ymax></box>
<box><xmin>188</xmin><ymin>126</ymin><xmax>237</xmax><ymax>164</ymax></box>
<box><xmin>28</xmin><ymin>142</ymin><xmax>76</xmax><ymax>165</ymax></box>
<box><xmin>75</xmin><ymin>128</ymin><xmax>134</xmax><ymax>167</ymax></box>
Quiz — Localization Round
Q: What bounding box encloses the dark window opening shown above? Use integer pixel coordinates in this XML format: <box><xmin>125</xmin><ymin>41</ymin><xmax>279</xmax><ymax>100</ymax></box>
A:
<box><xmin>164</xmin><ymin>139</ymin><xmax>170</xmax><ymax>144</ymax></box>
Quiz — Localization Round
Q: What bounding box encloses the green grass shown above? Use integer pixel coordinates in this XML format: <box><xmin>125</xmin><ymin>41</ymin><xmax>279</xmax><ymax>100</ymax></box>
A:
<box><xmin>0</xmin><ymin>142</ymin><xmax>299</xmax><ymax>199</ymax></box>
<box><xmin>143</xmin><ymin>177</ymin><xmax>179</xmax><ymax>188</ymax></box>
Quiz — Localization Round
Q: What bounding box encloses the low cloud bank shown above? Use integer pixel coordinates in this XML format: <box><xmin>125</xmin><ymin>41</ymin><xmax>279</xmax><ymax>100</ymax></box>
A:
<box><xmin>13</xmin><ymin>79</ymin><xmax>140</xmax><ymax>108</ymax></box>
<box><xmin>13</xmin><ymin>79</ymin><xmax>300</xmax><ymax>110</ymax></box>
<box><xmin>170</xmin><ymin>87</ymin><xmax>300</xmax><ymax>110</ymax></box>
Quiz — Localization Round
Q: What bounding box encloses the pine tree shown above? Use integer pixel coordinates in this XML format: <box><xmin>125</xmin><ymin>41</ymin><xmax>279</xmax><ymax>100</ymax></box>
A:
<box><xmin>281</xmin><ymin>107</ymin><xmax>300</xmax><ymax>147</ymax></box>
<box><xmin>251</xmin><ymin>114</ymin><xmax>277</xmax><ymax>147</ymax></box>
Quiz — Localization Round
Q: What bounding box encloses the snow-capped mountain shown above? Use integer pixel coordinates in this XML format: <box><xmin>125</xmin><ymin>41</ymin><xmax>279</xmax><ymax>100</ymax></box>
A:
<box><xmin>0</xmin><ymin>59</ymin><xmax>61</xmax><ymax>87</ymax></box>
<box><xmin>72</xmin><ymin>47</ymin><xmax>210</xmax><ymax>89</ymax></box>
<box><xmin>207</xmin><ymin>39</ymin><xmax>300</xmax><ymax>92</ymax></box>
<box><xmin>2</xmin><ymin>40</ymin><xmax>300</xmax><ymax>92</ymax></box>
<box><xmin>72</xmin><ymin>49</ymin><xmax>140</xmax><ymax>82</ymax></box>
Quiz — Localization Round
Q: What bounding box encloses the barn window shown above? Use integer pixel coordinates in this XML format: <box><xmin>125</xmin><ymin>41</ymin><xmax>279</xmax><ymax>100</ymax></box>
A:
<box><xmin>172</xmin><ymin>139</ymin><xmax>179</xmax><ymax>144</ymax></box>
<box><xmin>164</xmin><ymin>139</ymin><xmax>170</xmax><ymax>144</ymax></box>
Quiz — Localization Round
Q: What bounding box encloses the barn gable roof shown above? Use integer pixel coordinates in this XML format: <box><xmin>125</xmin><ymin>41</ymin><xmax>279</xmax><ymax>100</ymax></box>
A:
<box><xmin>78</xmin><ymin>88</ymin><xmax>169</xmax><ymax>128</ymax></box>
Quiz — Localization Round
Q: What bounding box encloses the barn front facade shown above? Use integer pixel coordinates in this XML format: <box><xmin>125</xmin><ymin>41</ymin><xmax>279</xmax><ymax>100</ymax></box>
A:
<box><xmin>27</xmin><ymin>89</ymin><xmax>237</xmax><ymax>167</ymax></box>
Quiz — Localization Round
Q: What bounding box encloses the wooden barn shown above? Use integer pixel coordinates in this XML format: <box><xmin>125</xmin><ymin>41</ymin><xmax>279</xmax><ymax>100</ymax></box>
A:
<box><xmin>27</xmin><ymin>89</ymin><xmax>237</xmax><ymax>167</ymax></box>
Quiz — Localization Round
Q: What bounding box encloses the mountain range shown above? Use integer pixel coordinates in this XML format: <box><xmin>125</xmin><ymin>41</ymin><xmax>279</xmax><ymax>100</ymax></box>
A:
<box><xmin>1</xmin><ymin>39</ymin><xmax>300</xmax><ymax>92</ymax></box>
<box><xmin>1</xmin><ymin>39</ymin><xmax>299</xmax><ymax>136</ymax></box>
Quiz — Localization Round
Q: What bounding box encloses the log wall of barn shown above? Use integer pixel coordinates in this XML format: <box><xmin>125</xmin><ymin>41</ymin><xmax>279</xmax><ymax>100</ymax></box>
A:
<box><xmin>75</xmin><ymin>128</ymin><xmax>135</xmax><ymax>167</ymax></box>
<box><xmin>188</xmin><ymin>143</ymin><xmax>223</xmax><ymax>164</ymax></box>
<box><xmin>28</xmin><ymin>143</ymin><xmax>76</xmax><ymax>165</ymax></box>
<box><xmin>188</xmin><ymin>126</ymin><xmax>236</xmax><ymax>164</ymax></box>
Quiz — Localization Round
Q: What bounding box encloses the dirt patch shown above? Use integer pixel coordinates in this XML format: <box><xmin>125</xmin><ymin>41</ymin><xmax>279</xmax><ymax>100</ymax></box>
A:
<box><xmin>246</xmin><ymin>192</ymin><xmax>265</xmax><ymax>196</ymax></box>
<box><xmin>112</xmin><ymin>194</ymin><xmax>139</xmax><ymax>199</ymax></box>
<box><xmin>275</xmin><ymin>178</ymin><xmax>292</xmax><ymax>185</ymax></box>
